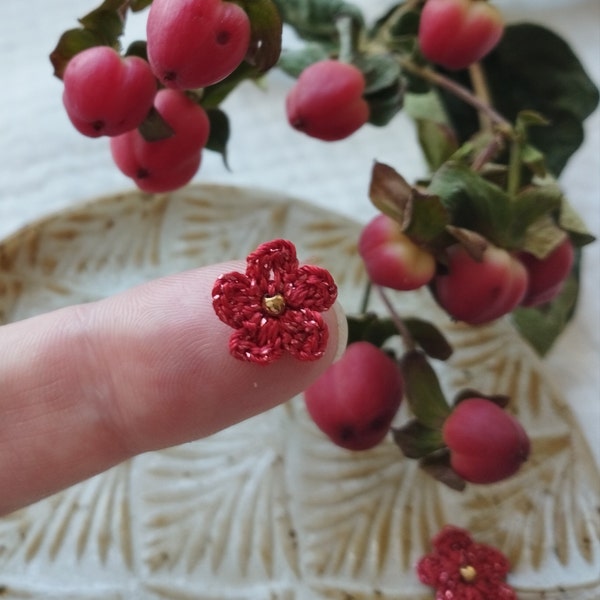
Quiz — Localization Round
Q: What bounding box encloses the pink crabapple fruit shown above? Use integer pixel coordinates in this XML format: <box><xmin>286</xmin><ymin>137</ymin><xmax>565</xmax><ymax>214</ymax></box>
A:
<box><xmin>286</xmin><ymin>60</ymin><xmax>370</xmax><ymax>141</ymax></box>
<box><xmin>442</xmin><ymin>397</ymin><xmax>531</xmax><ymax>484</ymax></box>
<box><xmin>62</xmin><ymin>46</ymin><xmax>157</xmax><ymax>138</ymax></box>
<box><xmin>358</xmin><ymin>214</ymin><xmax>437</xmax><ymax>291</ymax></box>
<box><xmin>517</xmin><ymin>237</ymin><xmax>575</xmax><ymax>307</ymax></box>
<box><xmin>434</xmin><ymin>243</ymin><xmax>528</xmax><ymax>324</ymax></box>
<box><xmin>418</xmin><ymin>0</ymin><xmax>505</xmax><ymax>70</ymax></box>
<box><xmin>304</xmin><ymin>342</ymin><xmax>404</xmax><ymax>451</ymax></box>
<box><xmin>146</xmin><ymin>0</ymin><xmax>251</xmax><ymax>90</ymax></box>
<box><xmin>110</xmin><ymin>88</ymin><xmax>210</xmax><ymax>193</ymax></box>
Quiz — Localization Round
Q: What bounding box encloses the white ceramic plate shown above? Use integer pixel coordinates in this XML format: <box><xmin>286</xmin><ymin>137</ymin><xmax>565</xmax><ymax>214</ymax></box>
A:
<box><xmin>0</xmin><ymin>185</ymin><xmax>598</xmax><ymax>599</ymax></box>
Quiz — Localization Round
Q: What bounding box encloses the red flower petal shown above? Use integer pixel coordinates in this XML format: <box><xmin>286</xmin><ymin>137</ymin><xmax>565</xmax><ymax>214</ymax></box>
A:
<box><xmin>417</xmin><ymin>525</ymin><xmax>516</xmax><ymax>600</ymax></box>
<box><xmin>228</xmin><ymin>318</ymin><xmax>284</xmax><ymax>364</ymax></box>
<box><xmin>246</xmin><ymin>239</ymin><xmax>299</xmax><ymax>289</ymax></box>
<box><xmin>285</xmin><ymin>264</ymin><xmax>338</xmax><ymax>311</ymax></box>
<box><xmin>280</xmin><ymin>308</ymin><xmax>329</xmax><ymax>361</ymax></box>
<box><xmin>212</xmin><ymin>271</ymin><xmax>261</xmax><ymax>328</ymax></box>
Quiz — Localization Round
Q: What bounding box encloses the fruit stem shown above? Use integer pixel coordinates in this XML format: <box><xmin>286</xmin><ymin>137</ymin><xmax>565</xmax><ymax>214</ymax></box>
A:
<box><xmin>359</xmin><ymin>280</ymin><xmax>372</xmax><ymax>314</ymax></box>
<box><xmin>336</xmin><ymin>15</ymin><xmax>357</xmax><ymax>63</ymax></box>
<box><xmin>507</xmin><ymin>137</ymin><xmax>522</xmax><ymax>197</ymax></box>
<box><xmin>376</xmin><ymin>286</ymin><xmax>417</xmax><ymax>351</ymax></box>
<box><xmin>471</xmin><ymin>133</ymin><xmax>504</xmax><ymax>171</ymax></box>
<box><xmin>468</xmin><ymin>62</ymin><xmax>492</xmax><ymax>132</ymax></box>
<box><xmin>400</xmin><ymin>58</ymin><xmax>511</xmax><ymax>131</ymax></box>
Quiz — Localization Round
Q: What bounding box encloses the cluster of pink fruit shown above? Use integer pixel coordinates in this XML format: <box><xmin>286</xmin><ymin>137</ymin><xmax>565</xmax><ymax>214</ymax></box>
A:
<box><xmin>285</xmin><ymin>0</ymin><xmax>504</xmax><ymax>142</ymax></box>
<box><xmin>57</xmin><ymin>0</ymin><xmax>578</xmax><ymax>489</ymax></box>
<box><xmin>62</xmin><ymin>0</ymin><xmax>251</xmax><ymax>192</ymax></box>
<box><xmin>303</xmin><ymin>212</ymin><xmax>572</xmax><ymax>484</ymax></box>
<box><xmin>360</xmin><ymin>213</ymin><xmax>575</xmax><ymax>323</ymax></box>
<box><xmin>305</xmin><ymin>342</ymin><xmax>530</xmax><ymax>485</ymax></box>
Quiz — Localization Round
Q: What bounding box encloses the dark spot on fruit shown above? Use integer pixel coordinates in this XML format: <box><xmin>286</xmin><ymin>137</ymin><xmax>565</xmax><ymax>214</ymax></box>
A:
<box><xmin>369</xmin><ymin>414</ymin><xmax>389</xmax><ymax>431</ymax></box>
<box><xmin>339</xmin><ymin>426</ymin><xmax>356</xmax><ymax>441</ymax></box>
<box><xmin>291</xmin><ymin>117</ymin><xmax>306</xmax><ymax>131</ymax></box>
<box><xmin>92</xmin><ymin>120</ymin><xmax>104</xmax><ymax>132</ymax></box>
<box><xmin>216</xmin><ymin>30</ymin><xmax>231</xmax><ymax>45</ymax></box>
<box><xmin>163</xmin><ymin>70</ymin><xmax>177</xmax><ymax>82</ymax></box>
<box><xmin>136</xmin><ymin>168</ymin><xmax>150</xmax><ymax>180</ymax></box>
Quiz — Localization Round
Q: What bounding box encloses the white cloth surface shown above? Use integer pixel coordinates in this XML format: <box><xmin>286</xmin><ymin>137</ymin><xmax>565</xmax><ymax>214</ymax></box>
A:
<box><xmin>0</xmin><ymin>0</ymin><xmax>598</xmax><ymax>463</ymax></box>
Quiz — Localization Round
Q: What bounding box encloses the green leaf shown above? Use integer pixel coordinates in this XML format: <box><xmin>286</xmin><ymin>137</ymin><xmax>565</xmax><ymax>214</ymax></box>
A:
<box><xmin>419</xmin><ymin>449</ymin><xmax>466</xmax><ymax>491</ymax></box>
<box><xmin>403</xmin><ymin>318</ymin><xmax>453</xmax><ymax>361</ymax></box>
<box><xmin>520</xmin><ymin>215</ymin><xmax>568</xmax><ymax>259</ymax></box>
<box><xmin>205</xmin><ymin>108</ymin><xmax>231</xmax><ymax>169</ymax></box>
<box><xmin>368</xmin><ymin>162</ymin><xmax>450</xmax><ymax>244</ymax></box>
<box><xmin>346</xmin><ymin>313</ymin><xmax>399</xmax><ymax>349</ymax></box>
<box><xmin>438</xmin><ymin>23</ymin><xmax>600</xmax><ymax>175</ymax></box>
<box><xmin>401</xmin><ymin>350</ymin><xmax>451</xmax><ymax>429</ymax></box>
<box><xmin>510</xmin><ymin>183</ymin><xmax>563</xmax><ymax>248</ymax></box>
<box><xmin>239</xmin><ymin>0</ymin><xmax>283</xmax><ymax>72</ymax></box>
<box><xmin>392</xmin><ymin>419</ymin><xmax>444</xmax><ymax>459</ymax></box>
<box><xmin>452</xmin><ymin>389</ymin><xmax>509</xmax><ymax>409</ymax></box>
<box><xmin>357</xmin><ymin>53</ymin><xmax>406</xmax><ymax>127</ymax></box>
<box><xmin>404</xmin><ymin>91</ymin><xmax>447</xmax><ymax>123</ymax></box>
<box><xmin>50</xmin><ymin>29</ymin><xmax>103</xmax><ymax>78</ymax></box>
<box><xmin>200</xmin><ymin>62</ymin><xmax>264</xmax><ymax>109</ymax></box>
<box><xmin>416</xmin><ymin>119</ymin><xmax>459</xmax><ymax>172</ymax></box>
<box><xmin>78</xmin><ymin>10</ymin><xmax>124</xmax><ymax>41</ymax></box>
<box><xmin>277</xmin><ymin>44</ymin><xmax>330</xmax><ymax>78</ymax></box>
<box><xmin>364</xmin><ymin>80</ymin><xmax>406</xmax><ymax>127</ymax></box>
<box><xmin>124</xmin><ymin>40</ymin><xmax>148</xmax><ymax>60</ymax></box>
<box><xmin>520</xmin><ymin>143</ymin><xmax>546</xmax><ymax>178</ymax></box>
<box><xmin>271</xmin><ymin>0</ymin><xmax>364</xmax><ymax>43</ymax></box>
<box><xmin>368</xmin><ymin>161</ymin><xmax>413</xmax><ymax>226</ymax></box>
<box><xmin>138</xmin><ymin>106</ymin><xmax>174</xmax><ymax>142</ymax></box>
<box><xmin>49</xmin><ymin>0</ymin><xmax>127</xmax><ymax>78</ymax></box>
<box><xmin>512</xmin><ymin>273</ymin><xmax>580</xmax><ymax>356</ymax></box>
<box><xmin>427</xmin><ymin>161</ymin><xmax>514</xmax><ymax>248</ymax></box>
<box><xmin>356</xmin><ymin>53</ymin><xmax>402</xmax><ymax>95</ymax></box>
<box><xmin>403</xmin><ymin>190</ymin><xmax>450</xmax><ymax>246</ymax></box>
<box><xmin>559</xmin><ymin>196</ymin><xmax>596</xmax><ymax>247</ymax></box>
<box><xmin>130</xmin><ymin>0</ymin><xmax>153</xmax><ymax>10</ymax></box>
<box><xmin>370</xmin><ymin>2</ymin><xmax>420</xmax><ymax>55</ymax></box>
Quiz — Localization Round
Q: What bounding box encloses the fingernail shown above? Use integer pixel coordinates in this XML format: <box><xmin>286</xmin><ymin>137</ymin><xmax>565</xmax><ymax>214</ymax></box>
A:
<box><xmin>331</xmin><ymin>301</ymin><xmax>348</xmax><ymax>361</ymax></box>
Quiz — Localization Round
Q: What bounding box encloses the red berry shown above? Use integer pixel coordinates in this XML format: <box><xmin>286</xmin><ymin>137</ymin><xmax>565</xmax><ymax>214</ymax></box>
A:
<box><xmin>434</xmin><ymin>244</ymin><xmax>528</xmax><ymax>324</ymax></box>
<box><xmin>418</xmin><ymin>0</ymin><xmax>504</xmax><ymax>70</ymax></box>
<box><xmin>147</xmin><ymin>0</ymin><xmax>251</xmax><ymax>90</ymax></box>
<box><xmin>286</xmin><ymin>60</ymin><xmax>370</xmax><ymax>141</ymax></box>
<box><xmin>442</xmin><ymin>398</ymin><xmax>530</xmax><ymax>484</ymax></box>
<box><xmin>304</xmin><ymin>342</ymin><xmax>403</xmax><ymax>451</ymax></box>
<box><xmin>62</xmin><ymin>46</ymin><xmax>157</xmax><ymax>137</ymax></box>
<box><xmin>110</xmin><ymin>89</ymin><xmax>210</xmax><ymax>193</ymax></box>
<box><xmin>358</xmin><ymin>214</ymin><xmax>436</xmax><ymax>291</ymax></box>
<box><xmin>517</xmin><ymin>238</ymin><xmax>575</xmax><ymax>307</ymax></box>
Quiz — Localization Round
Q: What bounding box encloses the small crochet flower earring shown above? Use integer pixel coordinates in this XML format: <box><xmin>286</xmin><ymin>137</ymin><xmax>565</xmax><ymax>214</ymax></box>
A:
<box><xmin>417</xmin><ymin>525</ymin><xmax>517</xmax><ymax>599</ymax></box>
<box><xmin>212</xmin><ymin>239</ymin><xmax>338</xmax><ymax>365</ymax></box>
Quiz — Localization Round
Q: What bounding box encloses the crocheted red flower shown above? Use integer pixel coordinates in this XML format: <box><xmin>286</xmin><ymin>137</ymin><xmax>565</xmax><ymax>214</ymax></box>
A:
<box><xmin>417</xmin><ymin>525</ymin><xmax>517</xmax><ymax>600</ymax></box>
<box><xmin>212</xmin><ymin>239</ymin><xmax>338</xmax><ymax>364</ymax></box>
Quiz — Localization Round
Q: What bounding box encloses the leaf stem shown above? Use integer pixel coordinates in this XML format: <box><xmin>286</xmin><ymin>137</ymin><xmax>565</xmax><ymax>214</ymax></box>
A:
<box><xmin>359</xmin><ymin>280</ymin><xmax>372</xmax><ymax>314</ymax></box>
<box><xmin>336</xmin><ymin>15</ymin><xmax>356</xmax><ymax>63</ymax></box>
<box><xmin>507</xmin><ymin>137</ymin><xmax>522</xmax><ymax>197</ymax></box>
<box><xmin>400</xmin><ymin>58</ymin><xmax>512</xmax><ymax>131</ymax></box>
<box><xmin>471</xmin><ymin>134</ymin><xmax>504</xmax><ymax>171</ymax></box>
<box><xmin>468</xmin><ymin>62</ymin><xmax>493</xmax><ymax>132</ymax></box>
<box><xmin>376</xmin><ymin>286</ymin><xmax>417</xmax><ymax>351</ymax></box>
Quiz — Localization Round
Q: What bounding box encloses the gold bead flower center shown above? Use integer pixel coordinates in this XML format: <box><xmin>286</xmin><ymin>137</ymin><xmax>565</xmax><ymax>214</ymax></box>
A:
<box><xmin>262</xmin><ymin>293</ymin><xmax>286</xmax><ymax>316</ymax></box>
<box><xmin>460</xmin><ymin>565</ymin><xmax>477</xmax><ymax>582</ymax></box>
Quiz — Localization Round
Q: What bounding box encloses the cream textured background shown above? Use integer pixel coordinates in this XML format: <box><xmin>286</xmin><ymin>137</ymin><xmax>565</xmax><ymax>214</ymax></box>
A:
<box><xmin>0</xmin><ymin>0</ymin><xmax>598</xmax><ymax>465</ymax></box>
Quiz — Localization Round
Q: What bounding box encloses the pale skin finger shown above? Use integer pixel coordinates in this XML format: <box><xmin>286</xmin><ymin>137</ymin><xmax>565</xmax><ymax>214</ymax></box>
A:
<box><xmin>0</xmin><ymin>262</ymin><xmax>346</xmax><ymax>515</ymax></box>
